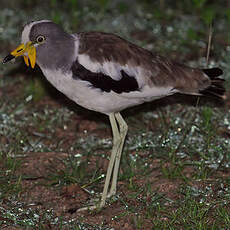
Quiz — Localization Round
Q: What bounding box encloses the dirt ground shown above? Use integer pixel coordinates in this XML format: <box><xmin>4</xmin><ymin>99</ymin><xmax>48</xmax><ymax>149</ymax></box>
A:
<box><xmin>3</xmin><ymin>96</ymin><xmax>225</xmax><ymax>230</ymax></box>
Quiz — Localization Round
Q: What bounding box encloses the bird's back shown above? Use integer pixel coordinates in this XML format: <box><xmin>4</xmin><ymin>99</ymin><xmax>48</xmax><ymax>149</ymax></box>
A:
<box><xmin>74</xmin><ymin>31</ymin><xmax>224</xmax><ymax>99</ymax></box>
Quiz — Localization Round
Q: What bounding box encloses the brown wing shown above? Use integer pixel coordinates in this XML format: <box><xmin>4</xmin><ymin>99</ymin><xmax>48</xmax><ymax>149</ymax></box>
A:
<box><xmin>77</xmin><ymin>31</ymin><xmax>224</xmax><ymax>97</ymax></box>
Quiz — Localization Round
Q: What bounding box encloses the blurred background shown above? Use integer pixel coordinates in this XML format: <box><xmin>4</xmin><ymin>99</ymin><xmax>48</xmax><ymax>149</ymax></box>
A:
<box><xmin>0</xmin><ymin>1</ymin><xmax>230</xmax><ymax>229</ymax></box>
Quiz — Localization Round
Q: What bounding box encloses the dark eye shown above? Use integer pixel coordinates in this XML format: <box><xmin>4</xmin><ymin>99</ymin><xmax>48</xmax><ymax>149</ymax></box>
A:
<box><xmin>36</xmin><ymin>35</ymin><xmax>45</xmax><ymax>43</ymax></box>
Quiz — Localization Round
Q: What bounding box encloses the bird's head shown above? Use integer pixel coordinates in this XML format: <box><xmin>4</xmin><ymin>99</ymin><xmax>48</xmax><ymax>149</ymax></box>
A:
<box><xmin>2</xmin><ymin>20</ymin><xmax>75</xmax><ymax>70</ymax></box>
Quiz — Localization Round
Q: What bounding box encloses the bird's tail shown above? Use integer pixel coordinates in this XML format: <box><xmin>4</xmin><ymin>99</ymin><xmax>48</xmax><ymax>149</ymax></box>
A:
<box><xmin>200</xmin><ymin>68</ymin><xmax>226</xmax><ymax>99</ymax></box>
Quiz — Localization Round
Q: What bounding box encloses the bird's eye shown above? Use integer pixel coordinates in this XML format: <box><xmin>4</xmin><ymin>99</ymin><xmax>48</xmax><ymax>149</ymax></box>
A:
<box><xmin>36</xmin><ymin>35</ymin><xmax>45</xmax><ymax>44</ymax></box>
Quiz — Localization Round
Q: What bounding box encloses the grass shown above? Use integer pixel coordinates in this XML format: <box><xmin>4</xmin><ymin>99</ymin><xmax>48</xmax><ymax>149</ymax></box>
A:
<box><xmin>1</xmin><ymin>0</ymin><xmax>230</xmax><ymax>229</ymax></box>
<box><xmin>0</xmin><ymin>90</ymin><xmax>229</xmax><ymax>229</ymax></box>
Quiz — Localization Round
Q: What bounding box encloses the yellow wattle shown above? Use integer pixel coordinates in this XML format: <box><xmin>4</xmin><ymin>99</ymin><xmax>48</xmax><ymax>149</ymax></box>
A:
<box><xmin>23</xmin><ymin>56</ymin><xmax>29</xmax><ymax>66</ymax></box>
<box><xmin>28</xmin><ymin>46</ymin><xmax>36</xmax><ymax>68</ymax></box>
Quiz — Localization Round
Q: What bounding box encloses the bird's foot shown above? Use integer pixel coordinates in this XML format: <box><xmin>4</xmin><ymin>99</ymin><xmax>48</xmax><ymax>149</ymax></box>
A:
<box><xmin>76</xmin><ymin>192</ymin><xmax>118</xmax><ymax>212</ymax></box>
<box><xmin>77</xmin><ymin>199</ymin><xmax>107</xmax><ymax>212</ymax></box>
<box><xmin>77</xmin><ymin>204</ymin><xmax>98</xmax><ymax>212</ymax></box>
<box><xmin>86</xmin><ymin>189</ymin><xmax>116</xmax><ymax>203</ymax></box>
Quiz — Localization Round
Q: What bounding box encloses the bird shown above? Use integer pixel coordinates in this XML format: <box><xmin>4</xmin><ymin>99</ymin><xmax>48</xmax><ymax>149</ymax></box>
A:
<box><xmin>2</xmin><ymin>20</ymin><xmax>225</xmax><ymax>211</ymax></box>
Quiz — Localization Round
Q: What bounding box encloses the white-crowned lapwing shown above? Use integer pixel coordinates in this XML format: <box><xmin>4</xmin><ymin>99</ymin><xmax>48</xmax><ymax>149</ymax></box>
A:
<box><xmin>2</xmin><ymin>20</ymin><xmax>225</xmax><ymax>211</ymax></box>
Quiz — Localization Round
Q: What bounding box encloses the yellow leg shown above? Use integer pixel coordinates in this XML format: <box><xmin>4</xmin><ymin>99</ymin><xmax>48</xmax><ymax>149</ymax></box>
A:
<box><xmin>77</xmin><ymin>112</ymin><xmax>127</xmax><ymax>211</ymax></box>
<box><xmin>99</xmin><ymin>113</ymin><xmax>120</xmax><ymax>208</ymax></box>
<box><xmin>108</xmin><ymin>113</ymin><xmax>128</xmax><ymax>196</ymax></box>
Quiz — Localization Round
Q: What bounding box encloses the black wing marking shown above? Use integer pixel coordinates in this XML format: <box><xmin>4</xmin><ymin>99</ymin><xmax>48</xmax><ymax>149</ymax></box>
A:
<box><xmin>71</xmin><ymin>60</ymin><xmax>139</xmax><ymax>94</ymax></box>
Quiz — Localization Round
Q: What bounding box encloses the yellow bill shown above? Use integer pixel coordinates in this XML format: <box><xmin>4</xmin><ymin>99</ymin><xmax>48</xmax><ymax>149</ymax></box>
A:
<box><xmin>3</xmin><ymin>41</ymin><xmax>36</xmax><ymax>68</ymax></box>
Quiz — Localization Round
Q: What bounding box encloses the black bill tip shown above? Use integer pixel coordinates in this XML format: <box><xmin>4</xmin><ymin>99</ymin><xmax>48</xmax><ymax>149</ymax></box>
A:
<box><xmin>2</xmin><ymin>54</ymin><xmax>15</xmax><ymax>64</ymax></box>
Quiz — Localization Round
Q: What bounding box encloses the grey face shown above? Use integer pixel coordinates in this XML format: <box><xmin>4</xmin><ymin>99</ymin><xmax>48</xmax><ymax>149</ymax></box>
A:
<box><xmin>28</xmin><ymin>22</ymin><xmax>75</xmax><ymax>71</ymax></box>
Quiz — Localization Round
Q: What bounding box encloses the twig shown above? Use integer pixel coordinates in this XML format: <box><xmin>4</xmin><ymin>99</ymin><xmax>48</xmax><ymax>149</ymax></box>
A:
<box><xmin>206</xmin><ymin>22</ymin><xmax>213</xmax><ymax>67</ymax></box>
